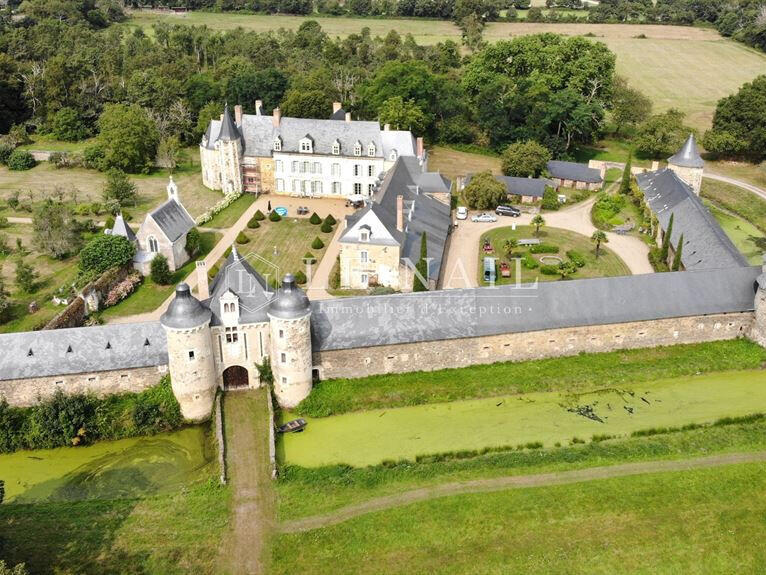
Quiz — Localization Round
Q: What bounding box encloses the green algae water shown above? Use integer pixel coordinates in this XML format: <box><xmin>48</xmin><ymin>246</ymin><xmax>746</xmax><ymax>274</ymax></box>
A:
<box><xmin>0</xmin><ymin>426</ymin><xmax>215</xmax><ymax>503</ymax></box>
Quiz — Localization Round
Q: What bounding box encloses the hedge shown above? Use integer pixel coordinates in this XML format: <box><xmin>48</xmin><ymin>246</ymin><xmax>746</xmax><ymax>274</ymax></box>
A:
<box><xmin>247</xmin><ymin>216</ymin><xmax>260</xmax><ymax>229</ymax></box>
<box><xmin>269</xmin><ymin>211</ymin><xmax>282</xmax><ymax>222</ymax></box>
<box><xmin>309</xmin><ymin>212</ymin><xmax>322</xmax><ymax>225</ymax></box>
<box><xmin>529</xmin><ymin>243</ymin><xmax>559</xmax><ymax>254</ymax></box>
<box><xmin>566</xmin><ymin>250</ymin><xmax>586</xmax><ymax>267</ymax></box>
<box><xmin>311</xmin><ymin>237</ymin><xmax>325</xmax><ymax>250</ymax></box>
<box><xmin>540</xmin><ymin>264</ymin><xmax>559</xmax><ymax>275</ymax></box>
<box><xmin>236</xmin><ymin>231</ymin><xmax>250</xmax><ymax>244</ymax></box>
<box><xmin>254</xmin><ymin>210</ymin><xmax>266</xmax><ymax>221</ymax></box>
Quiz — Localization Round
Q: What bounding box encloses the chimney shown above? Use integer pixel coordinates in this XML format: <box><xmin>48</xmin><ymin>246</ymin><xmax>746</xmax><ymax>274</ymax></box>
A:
<box><xmin>345</xmin><ymin>112</ymin><xmax>351</xmax><ymax>123</ymax></box>
<box><xmin>416</xmin><ymin>137</ymin><xmax>424</xmax><ymax>158</ymax></box>
<box><xmin>272</xmin><ymin>107</ymin><xmax>281</xmax><ymax>127</ymax></box>
<box><xmin>384</xmin><ymin>123</ymin><xmax>390</xmax><ymax>131</ymax></box>
<box><xmin>333</xmin><ymin>101</ymin><xmax>342</xmax><ymax>114</ymax></box>
<box><xmin>396</xmin><ymin>195</ymin><xmax>404</xmax><ymax>232</ymax></box>
<box><xmin>220</xmin><ymin>113</ymin><xmax>224</xmax><ymax>121</ymax></box>
<box><xmin>234</xmin><ymin>104</ymin><xmax>243</xmax><ymax>125</ymax></box>
<box><xmin>255</xmin><ymin>99</ymin><xmax>263</xmax><ymax>115</ymax></box>
<box><xmin>196</xmin><ymin>261</ymin><xmax>209</xmax><ymax>300</ymax></box>
<box><xmin>651</xmin><ymin>160</ymin><xmax>659</xmax><ymax>171</ymax></box>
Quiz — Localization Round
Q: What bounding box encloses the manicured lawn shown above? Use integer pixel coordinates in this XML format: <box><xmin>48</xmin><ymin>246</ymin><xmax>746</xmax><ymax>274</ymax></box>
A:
<box><xmin>273</xmin><ymin>462</ymin><xmax>766</xmax><ymax>573</ymax></box>
<box><xmin>0</xmin><ymin>426</ymin><xmax>230</xmax><ymax>575</ymax></box>
<box><xmin>16</xmin><ymin>134</ymin><xmax>98</xmax><ymax>153</ymax></box>
<box><xmin>428</xmin><ymin>145</ymin><xmax>501</xmax><ymax>181</ymax></box>
<box><xmin>701</xmin><ymin>177</ymin><xmax>766</xmax><ymax>233</ymax></box>
<box><xmin>279</xmin><ymin>369</ymin><xmax>766</xmax><ymax>467</ymax></box>
<box><xmin>705</xmin><ymin>200</ymin><xmax>765</xmax><ymax>265</ymax></box>
<box><xmin>203</xmin><ymin>193</ymin><xmax>256</xmax><ymax>228</ymax></box>
<box><xmin>100</xmin><ymin>231</ymin><xmax>219</xmax><ymax>320</ymax></box>
<box><xmin>297</xmin><ymin>339</ymin><xmax>766</xmax><ymax>417</ymax></box>
<box><xmin>477</xmin><ymin>225</ymin><xmax>630</xmax><ymax>285</ymax></box>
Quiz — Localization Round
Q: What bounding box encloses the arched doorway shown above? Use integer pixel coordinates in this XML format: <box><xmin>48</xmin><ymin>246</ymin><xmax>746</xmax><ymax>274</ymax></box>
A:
<box><xmin>223</xmin><ymin>365</ymin><xmax>249</xmax><ymax>390</ymax></box>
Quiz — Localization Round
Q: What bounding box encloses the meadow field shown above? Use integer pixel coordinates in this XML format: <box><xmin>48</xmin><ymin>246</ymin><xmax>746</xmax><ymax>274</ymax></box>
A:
<box><xmin>127</xmin><ymin>12</ymin><xmax>766</xmax><ymax>131</ymax></box>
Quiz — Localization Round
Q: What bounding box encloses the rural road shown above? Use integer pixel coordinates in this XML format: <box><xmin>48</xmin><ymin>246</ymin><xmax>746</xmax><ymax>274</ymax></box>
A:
<box><xmin>279</xmin><ymin>450</ymin><xmax>766</xmax><ymax>533</ymax></box>
<box><xmin>704</xmin><ymin>173</ymin><xmax>766</xmax><ymax>200</ymax></box>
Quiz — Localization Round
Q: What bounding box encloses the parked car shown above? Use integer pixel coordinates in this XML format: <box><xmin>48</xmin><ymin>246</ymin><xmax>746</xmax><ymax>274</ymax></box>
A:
<box><xmin>495</xmin><ymin>205</ymin><xmax>521</xmax><ymax>217</ymax></box>
<box><xmin>456</xmin><ymin>206</ymin><xmax>468</xmax><ymax>220</ymax></box>
<box><xmin>472</xmin><ymin>213</ymin><xmax>498</xmax><ymax>223</ymax></box>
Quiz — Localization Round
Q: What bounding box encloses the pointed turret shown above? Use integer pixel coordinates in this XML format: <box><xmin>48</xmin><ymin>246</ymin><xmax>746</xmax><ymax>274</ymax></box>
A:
<box><xmin>218</xmin><ymin>103</ymin><xmax>241</xmax><ymax>142</ymax></box>
<box><xmin>668</xmin><ymin>134</ymin><xmax>704</xmax><ymax>169</ymax></box>
<box><xmin>111</xmin><ymin>212</ymin><xmax>136</xmax><ymax>244</ymax></box>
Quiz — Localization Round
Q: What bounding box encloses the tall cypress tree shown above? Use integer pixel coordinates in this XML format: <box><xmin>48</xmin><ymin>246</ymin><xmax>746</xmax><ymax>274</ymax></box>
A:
<box><xmin>619</xmin><ymin>154</ymin><xmax>632</xmax><ymax>195</ymax></box>
<box><xmin>671</xmin><ymin>233</ymin><xmax>684</xmax><ymax>271</ymax></box>
<box><xmin>660</xmin><ymin>212</ymin><xmax>674</xmax><ymax>263</ymax></box>
<box><xmin>413</xmin><ymin>232</ymin><xmax>428</xmax><ymax>292</ymax></box>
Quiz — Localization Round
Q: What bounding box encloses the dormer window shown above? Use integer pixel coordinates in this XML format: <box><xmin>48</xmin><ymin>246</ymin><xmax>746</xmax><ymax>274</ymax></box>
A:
<box><xmin>360</xmin><ymin>228</ymin><xmax>370</xmax><ymax>242</ymax></box>
<box><xmin>332</xmin><ymin>140</ymin><xmax>341</xmax><ymax>155</ymax></box>
<box><xmin>389</xmin><ymin>149</ymin><xmax>397</xmax><ymax>161</ymax></box>
<box><xmin>353</xmin><ymin>141</ymin><xmax>362</xmax><ymax>157</ymax></box>
<box><xmin>367</xmin><ymin>143</ymin><xmax>376</xmax><ymax>157</ymax></box>
<box><xmin>273</xmin><ymin>137</ymin><xmax>282</xmax><ymax>151</ymax></box>
<box><xmin>299</xmin><ymin>136</ymin><xmax>313</xmax><ymax>153</ymax></box>
<box><xmin>221</xmin><ymin>291</ymin><xmax>240</xmax><ymax>327</ymax></box>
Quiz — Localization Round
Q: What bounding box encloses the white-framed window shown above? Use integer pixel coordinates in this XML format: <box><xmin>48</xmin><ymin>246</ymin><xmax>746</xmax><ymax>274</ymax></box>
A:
<box><xmin>367</xmin><ymin>143</ymin><xmax>376</xmax><ymax>157</ymax></box>
<box><xmin>368</xmin><ymin>183</ymin><xmax>375</xmax><ymax>195</ymax></box>
<box><xmin>273</xmin><ymin>137</ymin><xmax>282</xmax><ymax>151</ymax></box>
<box><xmin>148</xmin><ymin>236</ymin><xmax>159</xmax><ymax>253</ymax></box>
<box><xmin>332</xmin><ymin>182</ymin><xmax>341</xmax><ymax>195</ymax></box>
<box><xmin>312</xmin><ymin>181</ymin><xmax>322</xmax><ymax>195</ymax></box>
<box><xmin>291</xmin><ymin>160</ymin><xmax>298</xmax><ymax>173</ymax></box>
<box><xmin>332</xmin><ymin>140</ymin><xmax>340</xmax><ymax>155</ymax></box>
<box><xmin>354</xmin><ymin>182</ymin><xmax>362</xmax><ymax>194</ymax></box>
<box><xmin>331</xmin><ymin>163</ymin><xmax>341</xmax><ymax>176</ymax></box>
<box><xmin>301</xmin><ymin>161</ymin><xmax>309</xmax><ymax>174</ymax></box>
<box><xmin>368</xmin><ymin>165</ymin><xmax>374</xmax><ymax>177</ymax></box>
<box><xmin>299</xmin><ymin>137</ymin><xmax>313</xmax><ymax>153</ymax></box>
<box><xmin>225</xmin><ymin>327</ymin><xmax>238</xmax><ymax>343</ymax></box>
<box><xmin>313</xmin><ymin>162</ymin><xmax>321</xmax><ymax>174</ymax></box>
<box><xmin>353</xmin><ymin>142</ymin><xmax>362</xmax><ymax>156</ymax></box>
<box><xmin>354</xmin><ymin>164</ymin><xmax>361</xmax><ymax>177</ymax></box>
<box><xmin>360</xmin><ymin>229</ymin><xmax>369</xmax><ymax>242</ymax></box>
<box><xmin>292</xmin><ymin>180</ymin><xmax>298</xmax><ymax>193</ymax></box>
<box><xmin>275</xmin><ymin>160</ymin><xmax>283</xmax><ymax>172</ymax></box>
<box><xmin>360</xmin><ymin>250</ymin><xmax>368</xmax><ymax>263</ymax></box>
<box><xmin>276</xmin><ymin>178</ymin><xmax>284</xmax><ymax>192</ymax></box>
<box><xmin>361</xmin><ymin>273</ymin><xmax>368</xmax><ymax>286</ymax></box>
<box><xmin>389</xmin><ymin>149</ymin><xmax>397</xmax><ymax>161</ymax></box>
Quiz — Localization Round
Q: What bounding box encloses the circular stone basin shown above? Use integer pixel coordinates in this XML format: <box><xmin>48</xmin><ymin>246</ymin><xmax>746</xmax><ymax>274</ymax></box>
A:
<box><xmin>539</xmin><ymin>255</ymin><xmax>563</xmax><ymax>265</ymax></box>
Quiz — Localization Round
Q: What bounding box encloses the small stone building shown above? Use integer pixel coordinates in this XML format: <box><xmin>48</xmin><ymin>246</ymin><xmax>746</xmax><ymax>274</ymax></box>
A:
<box><xmin>547</xmin><ymin>160</ymin><xmax>603</xmax><ymax>191</ymax></box>
<box><xmin>462</xmin><ymin>174</ymin><xmax>552</xmax><ymax>204</ymax></box>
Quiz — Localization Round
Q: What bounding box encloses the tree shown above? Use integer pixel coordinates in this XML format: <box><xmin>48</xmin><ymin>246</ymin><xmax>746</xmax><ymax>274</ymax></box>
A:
<box><xmin>531</xmin><ymin>214</ymin><xmax>546</xmax><ymax>236</ymax></box>
<box><xmin>97</xmin><ymin>104</ymin><xmax>159</xmax><ymax>173</ymax></box>
<box><xmin>635</xmin><ymin>109</ymin><xmax>692</xmax><ymax>158</ymax></box>
<box><xmin>15</xmin><ymin>260</ymin><xmax>38</xmax><ymax>294</ymax></box>
<box><xmin>672</xmin><ymin>233</ymin><xmax>684</xmax><ymax>271</ymax></box>
<box><xmin>0</xmin><ymin>560</ymin><xmax>29</xmax><ymax>575</ymax></box>
<box><xmin>591</xmin><ymin>230</ymin><xmax>608</xmax><ymax>257</ymax></box>
<box><xmin>6</xmin><ymin>150</ymin><xmax>36</xmax><ymax>171</ymax></box>
<box><xmin>103</xmin><ymin>169</ymin><xmax>137</xmax><ymax>207</ymax></box>
<box><xmin>703</xmin><ymin>75</ymin><xmax>766</xmax><ymax>160</ymax></box>
<box><xmin>50</xmin><ymin>107</ymin><xmax>89</xmax><ymax>141</ymax></box>
<box><xmin>0</xmin><ymin>275</ymin><xmax>10</xmax><ymax>324</ymax></box>
<box><xmin>557</xmin><ymin>260</ymin><xmax>577</xmax><ymax>279</ymax></box>
<box><xmin>150</xmin><ymin>254</ymin><xmax>172</xmax><ymax>285</ymax></box>
<box><xmin>660</xmin><ymin>212</ymin><xmax>674</xmax><ymax>263</ymax></box>
<box><xmin>413</xmin><ymin>232</ymin><xmax>429</xmax><ymax>291</ymax></box>
<box><xmin>32</xmin><ymin>200</ymin><xmax>81</xmax><ymax>259</ymax></box>
<box><xmin>0</xmin><ymin>54</ymin><xmax>28</xmax><ymax>135</ymax></box>
<box><xmin>461</xmin><ymin>171</ymin><xmax>507</xmax><ymax>209</ymax></box>
<box><xmin>156</xmin><ymin>136</ymin><xmax>181</xmax><ymax>173</ymax></box>
<box><xmin>185</xmin><ymin>227</ymin><xmax>201</xmax><ymax>257</ymax></box>
<box><xmin>503</xmin><ymin>238</ymin><xmax>518</xmax><ymax>257</ymax></box>
<box><xmin>79</xmin><ymin>234</ymin><xmax>136</xmax><ymax>274</ymax></box>
<box><xmin>377</xmin><ymin>96</ymin><xmax>427</xmax><ymax>134</ymax></box>
<box><xmin>611</xmin><ymin>76</ymin><xmax>652</xmax><ymax>135</ymax></box>
<box><xmin>501</xmin><ymin>140</ymin><xmax>551</xmax><ymax>177</ymax></box>
<box><xmin>280</xmin><ymin>89</ymin><xmax>334</xmax><ymax>120</ymax></box>
<box><xmin>619</xmin><ymin>154</ymin><xmax>632</xmax><ymax>195</ymax></box>
<box><xmin>195</xmin><ymin>101</ymin><xmax>222</xmax><ymax>140</ymax></box>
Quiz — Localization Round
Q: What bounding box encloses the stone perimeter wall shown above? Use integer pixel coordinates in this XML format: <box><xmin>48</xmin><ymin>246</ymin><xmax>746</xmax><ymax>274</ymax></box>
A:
<box><xmin>313</xmin><ymin>312</ymin><xmax>754</xmax><ymax>380</ymax></box>
<box><xmin>1</xmin><ymin>365</ymin><xmax>168</xmax><ymax>407</ymax></box>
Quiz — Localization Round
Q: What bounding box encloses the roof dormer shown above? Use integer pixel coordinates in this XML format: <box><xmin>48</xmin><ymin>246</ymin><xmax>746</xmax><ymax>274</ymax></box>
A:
<box><xmin>359</xmin><ymin>225</ymin><xmax>371</xmax><ymax>242</ymax></box>
<box><xmin>299</xmin><ymin>135</ymin><xmax>314</xmax><ymax>154</ymax></box>
<box><xmin>389</xmin><ymin>148</ymin><xmax>397</xmax><ymax>162</ymax></box>
<box><xmin>332</xmin><ymin>139</ymin><xmax>341</xmax><ymax>155</ymax></box>
<box><xmin>367</xmin><ymin>142</ymin><xmax>376</xmax><ymax>157</ymax></box>
<box><xmin>353</xmin><ymin>141</ymin><xmax>362</xmax><ymax>157</ymax></box>
<box><xmin>220</xmin><ymin>290</ymin><xmax>240</xmax><ymax>327</ymax></box>
<box><xmin>273</xmin><ymin>136</ymin><xmax>282</xmax><ymax>152</ymax></box>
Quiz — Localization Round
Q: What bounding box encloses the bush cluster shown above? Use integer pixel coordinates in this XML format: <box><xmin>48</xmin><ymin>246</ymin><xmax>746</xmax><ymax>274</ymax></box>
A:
<box><xmin>529</xmin><ymin>243</ymin><xmax>559</xmax><ymax>254</ymax></box>
<box><xmin>6</xmin><ymin>150</ymin><xmax>36</xmax><ymax>171</ymax></box>
<box><xmin>520</xmin><ymin>253</ymin><xmax>539</xmax><ymax>269</ymax></box>
<box><xmin>566</xmin><ymin>250</ymin><xmax>586</xmax><ymax>267</ymax></box>
<box><xmin>539</xmin><ymin>264</ymin><xmax>559</xmax><ymax>275</ymax></box>
<box><xmin>0</xmin><ymin>376</ymin><xmax>183</xmax><ymax>453</ymax></box>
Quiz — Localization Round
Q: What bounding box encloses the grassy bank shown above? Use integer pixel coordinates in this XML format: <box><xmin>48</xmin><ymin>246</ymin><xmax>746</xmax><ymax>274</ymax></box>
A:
<box><xmin>273</xmin><ymin>461</ymin><xmax>766</xmax><ymax>573</ymax></box>
<box><xmin>701</xmin><ymin>178</ymin><xmax>766</xmax><ymax>233</ymax></box>
<box><xmin>297</xmin><ymin>339</ymin><xmax>766</xmax><ymax>417</ymax></box>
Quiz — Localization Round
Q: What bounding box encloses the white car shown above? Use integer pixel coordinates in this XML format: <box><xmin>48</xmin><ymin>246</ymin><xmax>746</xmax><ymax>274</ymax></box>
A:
<box><xmin>456</xmin><ymin>206</ymin><xmax>468</xmax><ymax>220</ymax></box>
<box><xmin>471</xmin><ymin>213</ymin><xmax>498</xmax><ymax>223</ymax></box>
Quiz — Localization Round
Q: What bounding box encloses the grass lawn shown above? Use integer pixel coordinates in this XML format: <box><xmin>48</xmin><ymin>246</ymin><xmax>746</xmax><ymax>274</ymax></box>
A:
<box><xmin>701</xmin><ymin>177</ymin><xmax>766</xmax><ymax>233</ymax></box>
<box><xmin>0</xmin><ymin>426</ymin><xmax>230</xmax><ymax>574</ymax></box>
<box><xmin>100</xmin><ymin>231</ymin><xmax>219</xmax><ymax>320</ymax></box>
<box><xmin>478</xmin><ymin>225</ymin><xmax>630</xmax><ymax>285</ymax></box>
<box><xmin>16</xmin><ymin>134</ymin><xmax>98</xmax><ymax>153</ymax></box>
<box><xmin>203</xmin><ymin>193</ymin><xmax>256</xmax><ymax>228</ymax></box>
<box><xmin>573</xmin><ymin>138</ymin><xmax>650</xmax><ymax>167</ymax></box>
<box><xmin>297</xmin><ymin>339</ymin><xmax>766</xmax><ymax>417</ymax></box>
<box><xmin>213</xmin><ymin>217</ymin><xmax>334</xmax><ymax>286</ymax></box>
<box><xmin>272</xmin><ymin>462</ymin><xmax>766</xmax><ymax>573</ymax></box>
<box><xmin>706</xmin><ymin>159</ymin><xmax>766</xmax><ymax>191</ymax></box>
<box><xmin>279</xmin><ymin>369</ymin><xmax>766</xmax><ymax>467</ymax></box>
<box><xmin>705</xmin><ymin>200</ymin><xmax>765</xmax><ymax>265</ymax></box>
<box><xmin>428</xmin><ymin>145</ymin><xmax>501</xmax><ymax>181</ymax></box>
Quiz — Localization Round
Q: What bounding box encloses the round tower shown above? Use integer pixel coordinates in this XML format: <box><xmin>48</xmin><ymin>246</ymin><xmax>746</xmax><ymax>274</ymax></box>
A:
<box><xmin>268</xmin><ymin>274</ymin><xmax>313</xmax><ymax>408</ymax></box>
<box><xmin>751</xmin><ymin>256</ymin><xmax>766</xmax><ymax>348</ymax></box>
<box><xmin>667</xmin><ymin>133</ymin><xmax>704</xmax><ymax>195</ymax></box>
<box><xmin>216</xmin><ymin>103</ymin><xmax>243</xmax><ymax>196</ymax></box>
<box><xmin>160</xmin><ymin>283</ymin><xmax>217</xmax><ymax>422</ymax></box>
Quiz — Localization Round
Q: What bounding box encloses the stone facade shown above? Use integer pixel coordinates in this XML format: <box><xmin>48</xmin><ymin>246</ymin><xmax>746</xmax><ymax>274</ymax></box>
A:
<box><xmin>165</xmin><ymin>323</ymin><xmax>218</xmax><ymax>422</ymax></box>
<box><xmin>668</xmin><ymin>162</ymin><xmax>703</xmax><ymax>195</ymax></box>
<box><xmin>1</xmin><ymin>365</ymin><xmax>167</xmax><ymax>407</ymax></box>
<box><xmin>210</xmin><ymin>322</ymin><xmax>270</xmax><ymax>389</ymax></box>
<box><xmin>269</xmin><ymin>312</ymin><xmax>313</xmax><ymax>408</ymax></box>
<box><xmin>339</xmin><ymin>241</ymin><xmax>402</xmax><ymax>290</ymax></box>
<box><xmin>313</xmin><ymin>312</ymin><xmax>754</xmax><ymax>380</ymax></box>
<box><xmin>134</xmin><ymin>215</ymin><xmax>190</xmax><ymax>274</ymax></box>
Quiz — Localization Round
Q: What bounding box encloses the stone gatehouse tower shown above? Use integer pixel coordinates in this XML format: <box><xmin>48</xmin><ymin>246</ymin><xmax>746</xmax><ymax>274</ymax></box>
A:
<box><xmin>667</xmin><ymin>133</ymin><xmax>704</xmax><ymax>195</ymax></box>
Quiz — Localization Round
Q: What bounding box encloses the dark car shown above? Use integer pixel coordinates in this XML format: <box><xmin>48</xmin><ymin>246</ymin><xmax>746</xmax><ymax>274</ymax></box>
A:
<box><xmin>495</xmin><ymin>205</ymin><xmax>521</xmax><ymax>217</ymax></box>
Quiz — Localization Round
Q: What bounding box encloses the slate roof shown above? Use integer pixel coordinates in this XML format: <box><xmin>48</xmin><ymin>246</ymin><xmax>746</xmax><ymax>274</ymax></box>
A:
<box><xmin>465</xmin><ymin>174</ymin><xmax>550</xmax><ymax>198</ymax></box>
<box><xmin>311</xmin><ymin>266</ymin><xmax>760</xmax><ymax>351</ymax></box>
<box><xmin>547</xmin><ymin>161</ymin><xmax>602</xmax><ymax>184</ymax></box>
<box><xmin>0</xmin><ymin>322</ymin><xmax>167</xmax><ymax>382</ymax></box>
<box><xmin>218</xmin><ymin>104</ymin><xmax>240</xmax><ymax>142</ymax></box>
<box><xmin>415</xmin><ymin>172</ymin><xmax>452</xmax><ymax>195</ymax></box>
<box><xmin>381</xmin><ymin>130</ymin><xmax>417</xmax><ymax>159</ymax></box>
<box><xmin>330</xmin><ymin>107</ymin><xmax>346</xmax><ymax>120</ymax></box>
<box><xmin>637</xmin><ymin>168</ymin><xmax>747</xmax><ymax>271</ymax></box>
<box><xmin>111</xmin><ymin>213</ymin><xmax>136</xmax><ymax>243</ymax></box>
<box><xmin>149</xmin><ymin>198</ymin><xmax>195</xmax><ymax>243</ymax></box>
<box><xmin>206</xmin><ymin>247</ymin><xmax>274</xmax><ymax>326</ymax></box>
<box><xmin>668</xmin><ymin>134</ymin><xmax>704</xmax><ymax>169</ymax></box>
<box><xmin>161</xmin><ymin>283</ymin><xmax>211</xmax><ymax>330</ymax></box>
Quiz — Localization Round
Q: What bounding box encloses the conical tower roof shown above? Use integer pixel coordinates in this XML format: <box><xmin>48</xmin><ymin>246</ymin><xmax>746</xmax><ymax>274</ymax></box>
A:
<box><xmin>161</xmin><ymin>283</ymin><xmax>212</xmax><ymax>329</ymax></box>
<box><xmin>218</xmin><ymin>103</ymin><xmax>241</xmax><ymax>142</ymax></box>
<box><xmin>268</xmin><ymin>274</ymin><xmax>310</xmax><ymax>319</ymax></box>
<box><xmin>668</xmin><ymin>134</ymin><xmax>703</xmax><ymax>169</ymax></box>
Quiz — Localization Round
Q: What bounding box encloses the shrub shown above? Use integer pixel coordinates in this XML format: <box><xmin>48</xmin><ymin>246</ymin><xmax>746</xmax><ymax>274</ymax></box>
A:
<box><xmin>529</xmin><ymin>243</ymin><xmax>559</xmax><ymax>254</ymax></box>
<box><xmin>51</xmin><ymin>107</ymin><xmax>89</xmax><ymax>141</ymax></box>
<box><xmin>269</xmin><ymin>210</ymin><xmax>282</xmax><ymax>222</ymax></box>
<box><xmin>566</xmin><ymin>250</ymin><xmax>586</xmax><ymax>267</ymax></box>
<box><xmin>82</xmin><ymin>144</ymin><xmax>106</xmax><ymax>170</ymax></box>
<box><xmin>324</xmin><ymin>213</ymin><xmax>336</xmax><ymax>226</ymax></box>
<box><xmin>150</xmin><ymin>254</ymin><xmax>172</xmax><ymax>285</ymax></box>
<box><xmin>521</xmin><ymin>253</ymin><xmax>539</xmax><ymax>269</ymax></box>
<box><xmin>541</xmin><ymin>186</ymin><xmax>559</xmax><ymax>210</ymax></box>
<box><xmin>79</xmin><ymin>234</ymin><xmax>136</xmax><ymax>274</ymax></box>
<box><xmin>303</xmin><ymin>252</ymin><xmax>316</xmax><ymax>264</ymax></box>
<box><xmin>247</xmin><ymin>216</ymin><xmax>260</xmax><ymax>229</ymax></box>
<box><xmin>311</xmin><ymin>236</ymin><xmax>325</xmax><ymax>250</ymax></box>
<box><xmin>254</xmin><ymin>209</ymin><xmax>266</xmax><ymax>221</ymax></box>
<box><xmin>236</xmin><ymin>231</ymin><xmax>250</xmax><ymax>244</ymax></box>
<box><xmin>320</xmin><ymin>219</ymin><xmax>333</xmax><ymax>233</ymax></box>
<box><xmin>294</xmin><ymin>270</ymin><xmax>307</xmax><ymax>284</ymax></box>
<box><xmin>185</xmin><ymin>227</ymin><xmax>201</xmax><ymax>257</ymax></box>
<box><xmin>207</xmin><ymin>264</ymin><xmax>220</xmax><ymax>280</ymax></box>
<box><xmin>570</xmin><ymin>436</ymin><xmax>585</xmax><ymax>444</ymax></box>
<box><xmin>0</xmin><ymin>140</ymin><xmax>15</xmax><ymax>165</ymax></box>
<box><xmin>104</xmin><ymin>272</ymin><xmax>142</xmax><ymax>307</ymax></box>
<box><xmin>649</xmin><ymin>246</ymin><xmax>669</xmax><ymax>272</ymax></box>
<box><xmin>309</xmin><ymin>212</ymin><xmax>322</xmax><ymax>224</ymax></box>
<box><xmin>592</xmin><ymin>192</ymin><xmax>626</xmax><ymax>229</ymax></box>
<box><xmin>540</xmin><ymin>264</ymin><xmax>558</xmax><ymax>275</ymax></box>
<box><xmin>6</xmin><ymin>150</ymin><xmax>36</xmax><ymax>171</ymax></box>
<box><xmin>329</xmin><ymin>256</ymin><xmax>340</xmax><ymax>289</ymax></box>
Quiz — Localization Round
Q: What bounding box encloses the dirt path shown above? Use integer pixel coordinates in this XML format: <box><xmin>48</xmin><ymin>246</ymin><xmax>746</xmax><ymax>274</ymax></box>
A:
<box><xmin>279</xmin><ymin>450</ymin><xmax>766</xmax><ymax>533</ymax></box>
<box><xmin>221</xmin><ymin>389</ymin><xmax>276</xmax><ymax>574</ymax></box>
